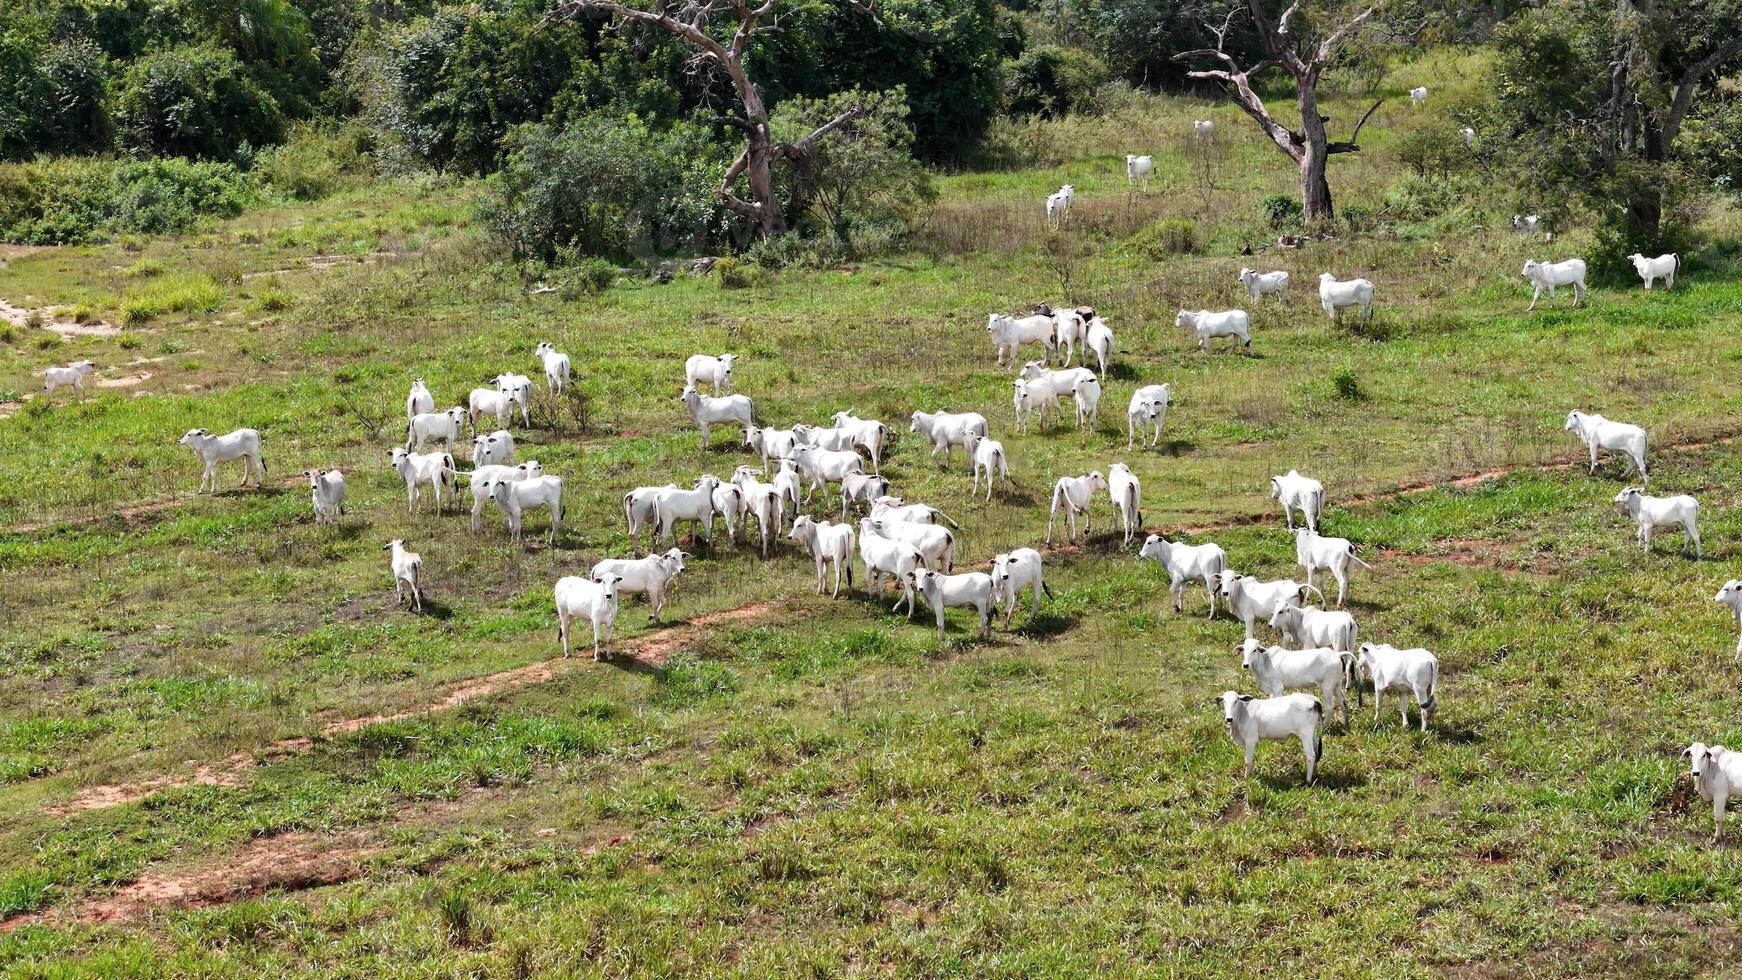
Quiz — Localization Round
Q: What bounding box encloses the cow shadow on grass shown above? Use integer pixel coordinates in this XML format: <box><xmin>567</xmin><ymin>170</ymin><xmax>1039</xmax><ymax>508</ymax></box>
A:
<box><xmin>409</xmin><ymin>598</ymin><xmax>454</xmax><ymax>620</ymax></box>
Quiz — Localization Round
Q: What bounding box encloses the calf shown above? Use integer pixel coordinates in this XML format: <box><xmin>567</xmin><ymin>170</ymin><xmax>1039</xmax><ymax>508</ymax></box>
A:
<box><xmin>42</xmin><ymin>360</ymin><xmax>96</xmax><ymax>398</ymax></box>
<box><xmin>966</xmin><ymin>434</ymin><xmax>1008</xmax><ymax>501</ymax></box>
<box><xmin>385</xmin><ymin>539</ymin><xmax>423</xmax><ymax>612</ymax></box>
<box><xmin>1238</xmin><ymin>638</ymin><xmax>1352</xmax><ymax>723</ymax></box>
<box><xmin>1126</xmin><ymin>383</ymin><xmax>1171</xmax><ymax>451</ymax></box>
<box><xmin>789</xmin><ymin>515</ymin><xmax>856</xmax><ymax>597</ymax></box>
<box><xmin>1613</xmin><ymin>487</ymin><xmax>1700</xmax><ymax>557</ymax></box>
<box><xmin>472</xmin><ymin>429</ymin><xmax>515</xmax><ymax>467</ymax></box>
<box><xmin>1139</xmin><ymin>534</ymin><xmax>1228</xmax><ymax>618</ymax></box>
<box><xmin>1215</xmin><ymin>691</ymin><xmax>1322</xmax><ymax>785</ymax></box>
<box><xmin>827</xmin><ymin>412</ymin><xmax>890</xmax><ymax>473</ymax></box>
<box><xmin>1072</xmin><ymin>374</ymin><xmax>1103</xmax><ymax>430</ymax></box>
<box><xmin>622</xmin><ymin>483</ymin><xmax>669</xmax><ymax>551</ymax></box>
<box><xmin>1193</xmin><ymin>119</ymin><xmax>1214</xmax><ymax>139</ymax></box>
<box><xmin>991</xmin><ymin>548</ymin><xmax>1051</xmax><ymax>628</ymax></box>
<box><xmin>839</xmin><ymin>472</ymin><xmax>890</xmax><ymax>517</ymax></box>
<box><xmin>1237</xmin><ymin>268</ymin><xmax>1289</xmax><ymax>303</ymax></box>
<box><xmin>388</xmin><ymin>446</ymin><xmax>458</xmax><ymax>514</ymax></box>
<box><xmin>534</xmin><ymin>341</ymin><xmax>571</xmax><ymax>392</ymax></box>
<box><xmin>1683</xmin><ymin>742</ymin><xmax>1742</xmax><ymax>842</ymax></box>
<box><xmin>308</xmin><ymin>469</ymin><xmax>346</xmax><ymax>524</ymax></box>
<box><xmin>181</xmin><ymin>427</ymin><xmax>267</xmax><ymax>492</ymax></box>
<box><xmin>863</xmin><ymin>517</ymin><xmax>955</xmax><ymax>572</ymax></box>
<box><xmin>1294</xmin><ymin>528</ymin><xmax>1371</xmax><ymax>607</ymax></box>
<box><xmin>1628</xmin><ymin>252</ymin><xmax>1678</xmax><ymax>290</ymax></box>
<box><xmin>555</xmin><ymin>573</ymin><xmax>620</xmax><ymax>661</ymax></box>
<box><xmin>472</xmin><ymin>461</ymin><xmax>540</xmax><ymax>532</ymax></box>
<box><xmin>987</xmin><ymin>312</ymin><xmax>1056</xmax><ymax>367</ymax></box>
<box><xmin>745</xmin><ymin>425</ymin><xmax>801</xmax><ymax>474</ymax></box>
<box><xmin>1354</xmin><ymin>643</ymin><xmax>1439</xmax><ymax>731</ymax></box>
<box><xmin>1408</xmin><ymin>85</ymin><xmax>1428</xmax><ymax>105</ymax></box>
<box><xmin>406</xmin><ymin>378</ymin><xmax>435</xmax><ymax>420</ymax></box>
<box><xmin>1271</xmin><ymin>469</ymin><xmax>1324</xmax><ymax>532</ymax></box>
<box><xmin>1521</xmin><ymin>258</ymin><xmax>1587</xmax><ymax>311</ymax></box>
<box><xmin>1125</xmin><ymin>154</ymin><xmax>1153</xmax><ymax>191</ymax></box>
<box><xmin>591</xmin><ymin>549</ymin><xmax>685</xmax><ymax>621</ymax></box>
<box><xmin>1108</xmin><ymin>462</ymin><xmax>1141</xmax><ymax>547</ymax></box>
<box><xmin>653</xmin><ymin>476</ymin><xmax>722</xmax><ymax>546</ymax></box>
<box><xmin>1047</xmin><ymin>471</ymin><xmax>1107</xmax><ymax>544</ymax></box>
<box><xmin>869</xmin><ymin>496</ymin><xmax>959</xmax><ymax>527</ymax></box>
<box><xmin>1565</xmin><ymin>410</ymin><xmax>1648</xmax><ymax>480</ymax></box>
<box><xmin>907</xmin><ymin>568</ymin><xmax>996</xmax><ymax>639</ymax></box>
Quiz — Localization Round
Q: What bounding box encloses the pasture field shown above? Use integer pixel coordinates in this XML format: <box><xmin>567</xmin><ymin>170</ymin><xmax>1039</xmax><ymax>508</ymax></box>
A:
<box><xmin>3</xmin><ymin>53</ymin><xmax>1742</xmax><ymax>975</ymax></box>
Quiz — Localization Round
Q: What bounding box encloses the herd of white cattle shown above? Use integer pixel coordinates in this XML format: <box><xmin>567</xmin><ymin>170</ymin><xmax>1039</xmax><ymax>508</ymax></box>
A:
<box><xmin>148</xmin><ymin>269</ymin><xmax>1733</xmax><ymax>825</ymax></box>
<box><xmin>20</xmin><ymin>124</ymin><xmax>1731</xmax><ymax>830</ymax></box>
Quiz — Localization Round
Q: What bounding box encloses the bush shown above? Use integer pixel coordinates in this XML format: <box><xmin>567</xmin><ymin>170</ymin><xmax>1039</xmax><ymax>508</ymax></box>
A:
<box><xmin>1381</xmin><ymin>176</ymin><xmax>1483</xmax><ymax>222</ymax></box>
<box><xmin>1259</xmin><ymin>193</ymin><xmax>1302</xmax><ymax>229</ymax></box>
<box><xmin>1340</xmin><ymin>204</ymin><xmax>1378</xmax><ymax>233</ymax></box>
<box><xmin>564</xmin><ymin>256</ymin><xmax>616</xmax><ymax>296</ymax></box>
<box><xmin>1005</xmin><ymin>46</ymin><xmax>1110</xmax><ymax>118</ymax></box>
<box><xmin>482</xmin><ymin>113</ymin><xmax>729</xmax><ymax>264</ymax></box>
<box><xmin>1332</xmin><ymin>369</ymin><xmax>1363</xmax><ymax>400</ymax></box>
<box><xmin>253</xmin><ymin>121</ymin><xmax>376</xmax><ymax>200</ymax></box>
<box><xmin>1133</xmin><ymin>217</ymin><xmax>1198</xmax><ymax>257</ymax></box>
<box><xmin>114</xmin><ymin>46</ymin><xmax>284</xmax><ymax>161</ymax></box>
<box><xmin>1393</xmin><ymin>121</ymin><xmax>1474</xmax><ymax>181</ymax></box>
<box><xmin>0</xmin><ymin>156</ymin><xmax>258</xmax><ymax>245</ymax></box>
<box><xmin>713</xmin><ymin>256</ymin><xmax>757</xmax><ymax>289</ymax></box>
<box><xmin>771</xmin><ymin>87</ymin><xmax>934</xmax><ymax>257</ymax></box>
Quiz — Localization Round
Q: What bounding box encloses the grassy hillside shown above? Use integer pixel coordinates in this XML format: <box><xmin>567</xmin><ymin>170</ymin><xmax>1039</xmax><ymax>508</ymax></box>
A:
<box><xmin>2</xmin><ymin>52</ymin><xmax>1742</xmax><ymax>974</ymax></box>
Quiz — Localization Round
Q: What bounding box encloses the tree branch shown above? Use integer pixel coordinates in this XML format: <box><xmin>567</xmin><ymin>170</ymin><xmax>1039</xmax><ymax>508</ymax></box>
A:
<box><xmin>1665</xmin><ymin>36</ymin><xmax>1742</xmax><ymax>143</ymax></box>
<box><xmin>1325</xmin><ymin>96</ymin><xmax>1384</xmax><ymax>153</ymax></box>
<box><xmin>780</xmin><ymin>106</ymin><xmax>867</xmax><ymax>159</ymax></box>
<box><xmin>709</xmin><ymin>114</ymin><xmax>755</xmax><ymax>132</ymax></box>
<box><xmin>717</xmin><ymin>149</ymin><xmax>761</xmax><ymax>219</ymax></box>
<box><xmin>1315</xmin><ymin>2</ymin><xmax>1383</xmax><ymax>63</ymax></box>
<box><xmin>545</xmin><ymin>0</ymin><xmax>730</xmax><ymax>62</ymax></box>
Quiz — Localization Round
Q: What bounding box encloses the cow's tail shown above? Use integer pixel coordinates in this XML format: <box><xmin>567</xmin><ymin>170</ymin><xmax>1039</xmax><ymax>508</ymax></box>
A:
<box><xmin>1349</xmin><ymin>547</ymin><xmax>1373</xmax><ymax>570</ymax></box>
<box><xmin>1420</xmin><ymin>658</ymin><xmax>1440</xmax><ymax>712</ymax></box>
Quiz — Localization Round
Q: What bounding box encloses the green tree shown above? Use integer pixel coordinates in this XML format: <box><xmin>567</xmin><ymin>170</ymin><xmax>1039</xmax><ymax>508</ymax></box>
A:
<box><xmin>1487</xmin><ymin>0</ymin><xmax>1742</xmax><ymax>246</ymax></box>
<box><xmin>114</xmin><ymin>45</ymin><xmax>285</xmax><ymax>160</ymax></box>
<box><xmin>772</xmin><ymin>87</ymin><xmax>933</xmax><ymax>252</ymax></box>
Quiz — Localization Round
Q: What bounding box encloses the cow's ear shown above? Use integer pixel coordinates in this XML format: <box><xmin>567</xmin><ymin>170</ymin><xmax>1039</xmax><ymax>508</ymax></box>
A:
<box><xmin>1237</xmin><ymin>694</ymin><xmax>1254</xmax><ymax>702</ymax></box>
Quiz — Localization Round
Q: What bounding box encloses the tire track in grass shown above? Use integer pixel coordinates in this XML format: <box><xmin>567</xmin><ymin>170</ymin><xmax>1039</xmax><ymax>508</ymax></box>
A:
<box><xmin>42</xmin><ymin>603</ymin><xmax>778</xmax><ymax>815</ymax></box>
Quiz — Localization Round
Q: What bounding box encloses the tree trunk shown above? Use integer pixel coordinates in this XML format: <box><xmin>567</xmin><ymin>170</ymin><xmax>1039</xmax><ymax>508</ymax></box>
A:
<box><xmin>1296</xmin><ymin>88</ymin><xmax>1333</xmax><ymax>220</ymax></box>
<box><xmin>1300</xmin><ymin>149</ymin><xmax>1332</xmax><ymax>221</ymax></box>
<box><xmin>1626</xmin><ymin>184</ymin><xmax>1662</xmax><ymax>240</ymax></box>
<box><xmin>741</xmin><ymin>126</ymin><xmax>787</xmax><ymax>237</ymax></box>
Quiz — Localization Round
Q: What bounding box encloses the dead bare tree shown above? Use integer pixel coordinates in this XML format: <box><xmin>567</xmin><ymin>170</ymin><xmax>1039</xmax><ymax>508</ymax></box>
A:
<box><xmin>1175</xmin><ymin>2</ymin><xmax>1385</xmax><ymax>221</ymax></box>
<box><xmin>545</xmin><ymin>0</ymin><xmax>882</xmax><ymax>238</ymax></box>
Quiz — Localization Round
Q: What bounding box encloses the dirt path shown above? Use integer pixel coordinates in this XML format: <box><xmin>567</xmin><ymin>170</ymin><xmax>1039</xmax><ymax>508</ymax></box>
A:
<box><xmin>0</xmin><ymin>297</ymin><xmax>118</xmax><ymax>337</ymax></box>
<box><xmin>45</xmin><ymin>603</ymin><xmax>778</xmax><ymax>815</ymax></box>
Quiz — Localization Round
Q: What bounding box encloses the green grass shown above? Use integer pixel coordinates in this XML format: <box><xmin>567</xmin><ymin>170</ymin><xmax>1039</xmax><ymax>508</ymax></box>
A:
<box><xmin>2</xmin><ymin>50</ymin><xmax>1742</xmax><ymax>974</ymax></box>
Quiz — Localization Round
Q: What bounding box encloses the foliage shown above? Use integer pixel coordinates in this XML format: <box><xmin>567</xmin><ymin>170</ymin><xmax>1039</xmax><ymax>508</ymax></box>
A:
<box><xmin>1393</xmin><ymin>120</ymin><xmax>1474</xmax><ymax>181</ymax></box>
<box><xmin>1</xmin><ymin>30</ymin><xmax>112</xmax><ymax>160</ymax></box>
<box><xmin>771</xmin><ymin>88</ymin><xmax>933</xmax><ymax>257</ymax></box>
<box><xmin>1064</xmin><ymin>0</ymin><xmax>1265</xmax><ymax>90</ymax></box>
<box><xmin>1005</xmin><ymin>45</ymin><xmax>1110</xmax><ymax>118</ymax></box>
<box><xmin>752</xmin><ymin>0</ymin><xmax>1006</xmax><ymax>165</ymax></box>
<box><xmin>713</xmin><ymin>256</ymin><xmax>756</xmax><ymax>289</ymax></box>
<box><xmin>253</xmin><ymin>120</ymin><xmax>376</xmax><ymax>200</ymax></box>
<box><xmin>481</xmin><ymin>112</ymin><xmax>730</xmax><ymax>264</ymax></box>
<box><xmin>0</xmin><ymin>155</ymin><xmax>257</xmax><ymax>244</ymax></box>
<box><xmin>1133</xmin><ymin>217</ymin><xmax>1198</xmax><ymax>257</ymax></box>
<box><xmin>114</xmin><ymin>45</ymin><xmax>285</xmax><ymax>161</ymax></box>
<box><xmin>1259</xmin><ymin>193</ymin><xmax>1302</xmax><ymax>229</ymax></box>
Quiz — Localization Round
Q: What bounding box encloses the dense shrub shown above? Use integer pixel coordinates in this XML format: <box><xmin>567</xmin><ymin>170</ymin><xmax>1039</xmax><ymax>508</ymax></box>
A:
<box><xmin>771</xmin><ymin>87</ymin><xmax>933</xmax><ymax>257</ymax></box>
<box><xmin>114</xmin><ymin>45</ymin><xmax>284</xmax><ymax>161</ymax></box>
<box><xmin>1259</xmin><ymin>193</ymin><xmax>1302</xmax><ymax>229</ymax></box>
<box><xmin>482</xmin><ymin>113</ymin><xmax>729</xmax><ymax>263</ymax></box>
<box><xmin>1133</xmin><ymin>217</ymin><xmax>1197</xmax><ymax>257</ymax></box>
<box><xmin>1</xmin><ymin>32</ymin><xmax>112</xmax><ymax>160</ymax></box>
<box><xmin>713</xmin><ymin>256</ymin><xmax>756</xmax><ymax>289</ymax></box>
<box><xmin>0</xmin><ymin>156</ymin><xmax>257</xmax><ymax>244</ymax></box>
<box><xmin>253</xmin><ymin>120</ymin><xmax>376</xmax><ymax>199</ymax></box>
<box><xmin>1065</xmin><ymin>0</ymin><xmax>1266</xmax><ymax>91</ymax></box>
<box><xmin>1381</xmin><ymin>175</ymin><xmax>1483</xmax><ymax>222</ymax></box>
<box><xmin>1005</xmin><ymin>46</ymin><xmax>1109</xmax><ymax>119</ymax></box>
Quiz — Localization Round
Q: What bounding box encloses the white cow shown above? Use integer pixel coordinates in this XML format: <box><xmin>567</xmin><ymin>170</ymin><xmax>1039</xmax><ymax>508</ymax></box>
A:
<box><xmin>1294</xmin><ymin>528</ymin><xmax>1372</xmax><ymax>607</ymax></box>
<box><xmin>1355</xmin><ymin>643</ymin><xmax>1440</xmax><ymax>731</ymax></box>
<box><xmin>1613</xmin><ymin>487</ymin><xmax>1700</xmax><ymax>557</ymax></box>
<box><xmin>1215</xmin><ymin>691</ymin><xmax>1322</xmax><ymax>786</ymax></box>
<box><xmin>1716</xmin><ymin>580</ymin><xmax>1742</xmax><ymax>657</ymax></box>
<box><xmin>988</xmin><ymin>312</ymin><xmax>1058</xmax><ymax>367</ymax></box>
<box><xmin>1047</xmin><ymin>471</ymin><xmax>1107</xmax><ymax>544</ymax></box>
<box><xmin>555</xmin><ymin>573</ymin><xmax>620</xmax><ymax>661</ymax></box>
<box><xmin>858</xmin><ymin>519</ymin><xmax>923</xmax><ymax>615</ymax></box>
<box><xmin>966</xmin><ymin>434</ymin><xmax>1008</xmax><ymax>501</ymax></box>
<box><xmin>1238</xmin><ymin>268</ymin><xmax>1290</xmax><ymax>303</ymax></box>
<box><xmin>909</xmin><ymin>410</ymin><xmax>988</xmax><ymax>465</ymax></box>
<box><xmin>1126</xmin><ymin>383</ymin><xmax>1171</xmax><ymax>451</ymax></box>
<box><xmin>534</xmin><ymin>342</ymin><xmax>571</xmax><ymax>392</ymax></box>
<box><xmin>1564</xmin><ymin>410</ymin><xmax>1648</xmax><ymax>481</ymax></box>
<box><xmin>684</xmin><ymin>353</ymin><xmax>737</xmax><ymax>395</ymax></box>
<box><xmin>1269</xmin><ymin>605</ymin><xmax>1358</xmax><ymax>655</ymax></box>
<box><xmin>1521</xmin><ymin>258</ymin><xmax>1587</xmax><ymax>311</ymax></box>
<box><xmin>389</xmin><ymin>447</ymin><xmax>458</xmax><ymax>514</ymax></box>
<box><xmin>1408</xmin><ymin>86</ymin><xmax>1428</xmax><ymax>106</ymax></box>
<box><xmin>1125</xmin><ymin>154</ymin><xmax>1153</xmax><ymax>191</ymax></box>
<box><xmin>1683</xmin><ymin>742</ymin><xmax>1742</xmax><ymax>842</ymax></box>
<box><xmin>1318</xmin><ymin>273</ymin><xmax>1374</xmax><ymax>322</ymax></box>
<box><xmin>1046</xmin><ymin>185</ymin><xmax>1073</xmax><ymax>225</ymax></box>
<box><xmin>907</xmin><ymin>568</ymin><xmax>996</xmax><ymax>639</ymax></box>
<box><xmin>1271</xmin><ymin>470</ymin><xmax>1324</xmax><ymax>532</ymax></box>
<box><xmin>1628</xmin><ymin>252</ymin><xmax>1679</xmax><ymax>290</ymax></box>
<box><xmin>1139</xmin><ymin>534</ymin><xmax>1228</xmax><ymax>618</ymax></box>
<box><xmin>1217</xmin><ymin>571</ymin><xmax>1321</xmax><ymax>640</ymax></box>
<box><xmin>1107</xmin><ymin>462</ymin><xmax>1141</xmax><ymax>547</ymax></box>
<box><xmin>180</xmin><ymin>427</ymin><xmax>267</xmax><ymax>492</ymax></box>
<box><xmin>1072</xmin><ymin>374</ymin><xmax>1103</xmax><ymax>430</ymax></box>
<box><xmin>789</xmin><ymin>515</ymin><xmax>856</xmax><ymax>597</ymax></box>
<box><xmin>1461</xmin><ymin>126</ymin><xmax>1475</xmax><ymax>148</ymax></box>
<box><xmin>591</xmin><ymin>549</ymin><xmax>686</xmax><ymax>621</ymax></box>
<box><xmin>1193</xmin><ymin>119</ymin><xmax>1214</xmax><ymax>139</ymax></box>
<box><xmin>991</xmin><ymin>548</ymin><xmax>1051</xmax><ymax>628</ymax></box>
<box><xmin>406</xmin><ymin>378</ymin><xmax>435</xmax><ymax>420</ymax></box>
<box><xmin>679</xmin><ymin>385</ymin><xmax>754</xmax><ymax>447</ymax></box>
<box><xmin>1083</xmin><ymin>316</ymin><xmax>1114</xmax><ymax>376</ymax></box>
<box><xmin>386</xmin><ymin>539</ymin><xmax>424</xmax><ymax>612</ymax></box>
<box><xmin>1175</xmin><ymin>309</ymin><xmax>1251</xmax><ymax>353</ymax></box>
<box><xmin>1237</xmin><ymin>638</ymin><xmax>1352</xmax><ymax>724</ymax></box>
<box><xmin>308</xmin><ymin>469</ymin><xmax>346</xmax><ymax>524</ymax></box>
<box><xmin>42</xmin><ymin>360</ymin><xmax>96</xmax><ymax>398</ymax></box>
